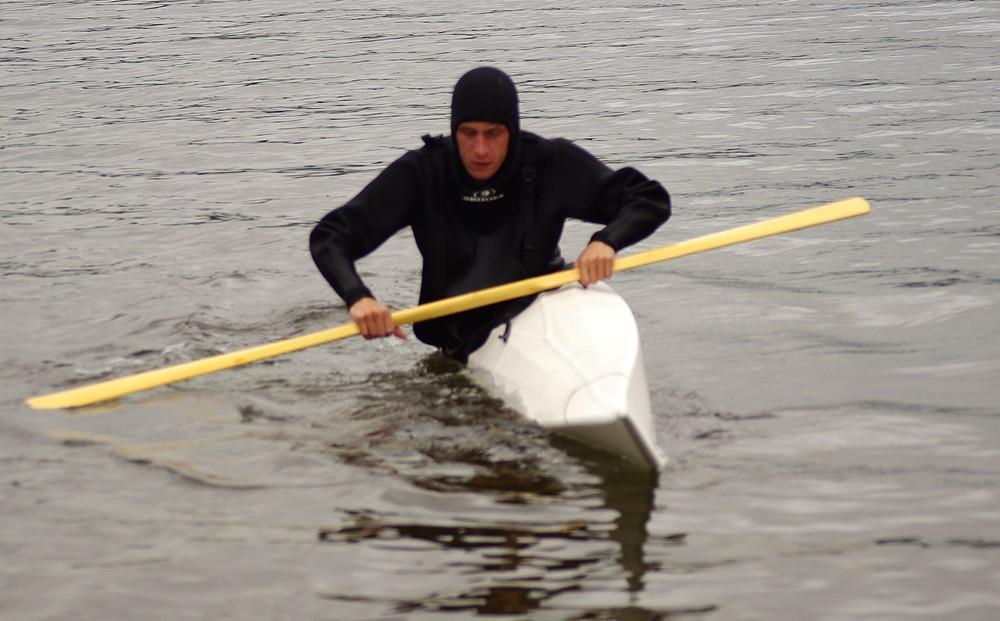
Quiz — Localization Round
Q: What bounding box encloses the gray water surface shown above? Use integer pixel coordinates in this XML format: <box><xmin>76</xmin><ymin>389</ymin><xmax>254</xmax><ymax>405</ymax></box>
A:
<box><xmin>2</xmin><ymin>1</ymin><xmax>999</xmax><ymax>619</ymax></box>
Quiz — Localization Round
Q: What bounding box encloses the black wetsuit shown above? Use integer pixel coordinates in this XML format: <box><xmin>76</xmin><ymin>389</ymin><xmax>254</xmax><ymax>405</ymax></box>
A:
<box><xmin>309</xmin><ymin>131</ymin><xmax>671</xmax><ymax>361</ymax></box>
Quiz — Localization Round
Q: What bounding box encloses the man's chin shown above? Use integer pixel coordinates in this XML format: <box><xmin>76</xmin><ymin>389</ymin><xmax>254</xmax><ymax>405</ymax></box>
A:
<box><xmin>471</xmin><ymin>164</ymin><xmax>503</xmax><ymax>179</ymax></box>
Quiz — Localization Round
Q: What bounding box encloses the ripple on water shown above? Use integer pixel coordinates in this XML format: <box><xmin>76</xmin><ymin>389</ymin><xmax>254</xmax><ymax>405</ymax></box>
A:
<box><xmin>844</xmin><ymin>290</ymin><xmax>993</xmax><ymax>329</ymax></box>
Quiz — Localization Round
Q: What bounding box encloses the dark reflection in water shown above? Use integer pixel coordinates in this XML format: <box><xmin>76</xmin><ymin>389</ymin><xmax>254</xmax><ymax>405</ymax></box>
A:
<box><xmin>560</xmin><ymin>440</ymin><xmax>662</xmax><ymax>595</ymax></box>
<box><xmin>317</xmin><ymin>459</ymin><xmax>699</xmax><ymax>619</ymax></box>
<box><xmin>317</xmin><ymin>357</ymin><xmax>683</xmax><ymax>616</ymax></box>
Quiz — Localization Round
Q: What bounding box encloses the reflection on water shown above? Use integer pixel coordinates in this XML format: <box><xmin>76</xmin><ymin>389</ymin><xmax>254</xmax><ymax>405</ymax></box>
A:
<box><xmin>317</xmin><ymin>373</ymin><xmax>672</xmax><ymax>616</ymax></box>
<box><xmin>316</xmin><ymin>469</ymin><xmax>667</xmax><ymax>617</ymax></box>
<box><xmin>554</xmin><ymin>437</ymin><xmax>665</xmax><ymax>595</ymax></box>
<box><xmin>320</xmin><ymin>515</ymin><xmax>594</xmax><ymax>614</ymax></box>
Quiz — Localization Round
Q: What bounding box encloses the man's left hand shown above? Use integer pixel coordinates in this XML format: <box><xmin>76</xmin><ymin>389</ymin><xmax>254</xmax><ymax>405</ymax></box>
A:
<box><xmin>575</xmin><ymin>240</ymin><xmax>616</xmax><ymax>287</ymax></box>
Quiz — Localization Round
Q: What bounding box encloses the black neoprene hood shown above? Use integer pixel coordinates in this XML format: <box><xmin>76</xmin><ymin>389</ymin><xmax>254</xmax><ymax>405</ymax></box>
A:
<box><xmin>450</xmin><ymin>66</ymin><xmax>520</xmax><ymax>142</ymax></box>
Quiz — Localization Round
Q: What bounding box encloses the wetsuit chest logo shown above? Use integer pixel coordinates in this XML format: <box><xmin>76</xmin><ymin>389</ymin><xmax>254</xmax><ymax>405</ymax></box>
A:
<box><xmin>463</xmin><ymin>188</ymin><xmax>505</xmax><ymax>203</ymax></box>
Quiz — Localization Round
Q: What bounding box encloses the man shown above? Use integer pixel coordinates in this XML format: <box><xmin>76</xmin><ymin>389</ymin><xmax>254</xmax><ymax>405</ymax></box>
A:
<box><xmin>310</xmin><ymin>67</ymin><xmax>671</xmax><ymax>362</ymax></box>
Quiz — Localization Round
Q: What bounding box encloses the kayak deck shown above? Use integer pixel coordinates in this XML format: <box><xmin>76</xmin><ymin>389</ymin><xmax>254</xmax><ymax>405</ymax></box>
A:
<box><xmin>467</xmin><ymin>282</ymin><xmax>666</xmax><ymax>470</ymax></box>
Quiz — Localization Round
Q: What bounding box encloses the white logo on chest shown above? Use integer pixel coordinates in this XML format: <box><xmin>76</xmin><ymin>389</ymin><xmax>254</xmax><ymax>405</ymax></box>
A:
<box><xmin>463</xmin><ymin>188</ymin><xmax>504</xmax><ymax>203</ymax></box>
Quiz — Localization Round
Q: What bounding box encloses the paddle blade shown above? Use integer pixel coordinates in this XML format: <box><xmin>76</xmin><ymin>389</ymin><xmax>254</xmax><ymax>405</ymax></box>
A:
<box><xmin>26</xmin><ymin>322</ymin><xmax>360</xmax><ymax>410</ymax></box>
<box><xmin>615</xmin><ymin>196</ymin><xmax>870</xmax><ymax>271</ymax></box>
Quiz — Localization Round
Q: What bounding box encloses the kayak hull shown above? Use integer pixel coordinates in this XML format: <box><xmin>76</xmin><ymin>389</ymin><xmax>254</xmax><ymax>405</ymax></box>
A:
<box><xmin>467</xmin><ymin>282</ymin><xmax>665</xmax><ymax>470</ymax></box>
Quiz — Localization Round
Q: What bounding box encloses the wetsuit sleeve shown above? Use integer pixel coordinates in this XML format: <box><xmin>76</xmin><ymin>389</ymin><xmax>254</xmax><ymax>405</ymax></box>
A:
<box><xmin>552</xmin><ymin>139</ymin><xmax>671</xmax><ymax>251</ymax></box>
<box><xmin>309</xmin><ymin>154</ymin><xmax>418</xmax><ymax>307</ymax></box>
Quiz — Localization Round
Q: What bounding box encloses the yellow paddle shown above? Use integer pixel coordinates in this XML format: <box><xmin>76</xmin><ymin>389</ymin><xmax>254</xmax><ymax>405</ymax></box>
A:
<box><xmin>26</xmin><ymin>196</ymin><xmax>870</xmax><ymax>410</ymax></box>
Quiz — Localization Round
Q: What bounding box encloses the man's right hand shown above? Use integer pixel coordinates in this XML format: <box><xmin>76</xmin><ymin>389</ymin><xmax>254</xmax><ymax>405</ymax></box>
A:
<box><xmin>349</xmin><ymin>297</ymin><xmax>406</xmax><ymax>340</ymax></box>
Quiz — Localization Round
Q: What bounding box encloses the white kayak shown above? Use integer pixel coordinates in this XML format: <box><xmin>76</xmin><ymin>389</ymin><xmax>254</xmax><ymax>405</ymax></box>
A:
<box><xmin>466</xmin><ymin>282</ymin><xmax>666</xmax><ymax>470</ymax></box>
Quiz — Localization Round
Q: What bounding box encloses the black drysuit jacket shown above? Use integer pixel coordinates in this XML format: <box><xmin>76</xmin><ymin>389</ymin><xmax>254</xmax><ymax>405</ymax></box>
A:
<box><xmin>310</xmin><ymin>132</ymin><xmax>671</xmax><ymax>360</ymax></box>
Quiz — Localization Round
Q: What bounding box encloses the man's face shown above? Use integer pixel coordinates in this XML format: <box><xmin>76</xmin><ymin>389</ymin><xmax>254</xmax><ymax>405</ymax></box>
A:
<box><xmin>455</xmin><ymin>121</ymin><xmax>510</xmax><ymax>181</ymax></box>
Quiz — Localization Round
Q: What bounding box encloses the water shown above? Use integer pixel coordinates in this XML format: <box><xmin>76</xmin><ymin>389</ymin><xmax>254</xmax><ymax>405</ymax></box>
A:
<box><xmin>2</xmin><ymin>1</ymin><xmax>999</xmax><ymax>619</ymax></box>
